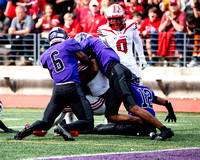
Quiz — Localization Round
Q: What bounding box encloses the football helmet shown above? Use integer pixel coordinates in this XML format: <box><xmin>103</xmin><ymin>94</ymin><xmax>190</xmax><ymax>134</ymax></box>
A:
<box><xmin>106</xmin><ymin>4</ymin><xmax>125</xmax><ymax>30</ymax></box>
<box><xmin>48</xmin><ymin>27</ymin><xmax>69</xmax><ymax>46</ymax></box>
<box><xmin>74</xmin><ymin>32</ymin><xmax>93</xmax><ymax>43</ymax></box>
<box><xmin>0</xmin><ymin>101</ymin><xmax>3</xmax><ymax>117</ymax></box>
<box><xmin>131</xmin><ymin>73</ymin><xmax>140</xmax><ymax>85</ymax></box>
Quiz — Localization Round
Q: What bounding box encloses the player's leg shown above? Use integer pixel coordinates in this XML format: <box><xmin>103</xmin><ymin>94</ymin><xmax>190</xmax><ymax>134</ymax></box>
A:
<box><xmin>104</xmin><ymin>88</ymin><xmax>143</xmax><ymax>125</ymax></box>
<box><xmin>107</xmin><ymin>63</ymin><xmax>174</xmax><ymax>140</ymax></box>
<box><xmin>60</xmin><ymin>83</ymin><xmax>94</xmax><ymax>132</ymax></box>
<box><xmin>14</xmin><ymin>84</ymin><xmax>71</xmax><ymax>140</ymax></box>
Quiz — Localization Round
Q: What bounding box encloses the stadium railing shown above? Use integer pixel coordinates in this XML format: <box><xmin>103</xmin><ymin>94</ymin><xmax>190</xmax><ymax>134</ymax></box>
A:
<box><xmin>0</xmin><ymin>33</ymin><xmax>199</xmax><ymax>67</ymax></box>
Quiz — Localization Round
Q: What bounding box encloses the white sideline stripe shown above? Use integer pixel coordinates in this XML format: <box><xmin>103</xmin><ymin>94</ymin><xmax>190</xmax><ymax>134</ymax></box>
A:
<box><xmin>24</xmin><ymin>147</ymin><xmax>200</xmax><ymax>160</ymax></box>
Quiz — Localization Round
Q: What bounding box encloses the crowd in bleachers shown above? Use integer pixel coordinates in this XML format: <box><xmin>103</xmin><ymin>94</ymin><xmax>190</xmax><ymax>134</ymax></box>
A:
<box><xmin>0</xmin><ymin>0</ymin><xmax>200</xmax><ymax>66</ymax></box>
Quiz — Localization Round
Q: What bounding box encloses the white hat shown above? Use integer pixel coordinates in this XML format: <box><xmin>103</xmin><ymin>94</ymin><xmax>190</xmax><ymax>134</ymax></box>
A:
<box><xmin>89</xmin><ymin>0</ymin><xmax>99</xmax><ymax>8</ymax></box>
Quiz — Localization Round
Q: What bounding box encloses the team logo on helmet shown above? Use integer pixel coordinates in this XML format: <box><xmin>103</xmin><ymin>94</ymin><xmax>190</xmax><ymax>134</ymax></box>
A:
<box><xmin>106</xmin><ymin>4</ymin><xmax>125</xmax><ymax>30</ymax></box>
<box><xmin>48</xmin><ymin>27</ymin><xmax>69</xmax><ymax>46</ymax></box>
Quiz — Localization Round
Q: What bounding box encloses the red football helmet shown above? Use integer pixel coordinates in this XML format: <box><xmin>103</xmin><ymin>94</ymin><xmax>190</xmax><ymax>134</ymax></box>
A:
<box><xmin>106</xmin><ymin>4</ymin><xmax>125</xmax><ymax>30</ymax></box>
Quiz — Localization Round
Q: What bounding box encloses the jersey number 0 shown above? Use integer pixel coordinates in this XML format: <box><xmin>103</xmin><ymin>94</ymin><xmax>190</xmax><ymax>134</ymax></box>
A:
<box><xmin>116</xmin><ymin>39</ymin><xmax>128</xmax><ymax>53</ymax></box>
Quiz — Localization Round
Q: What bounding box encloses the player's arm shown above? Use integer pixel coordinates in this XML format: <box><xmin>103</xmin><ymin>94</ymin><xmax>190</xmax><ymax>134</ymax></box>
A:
<box><xmin>79</xmin><ymin>59</ymin><xmax>99</xmax><ymax>85</ymax></box>
<box><xmin>132</xmin><ymin>29</ymin><xmax>147</xmax><ymax>70</ymax></box>
<box><xmin>48</xmin><ymin>70</ymin><xmax>54</xmax><ymax>80</ymax></box>
<box><xmin>153</xmin><ymin>96</ymin><xmax>177</xmax><ymax>123</ymax></box>
<box><xmin>74</xmin><ymin>51</ymin><xmax>91</xmax><ymax>66</ymax></box>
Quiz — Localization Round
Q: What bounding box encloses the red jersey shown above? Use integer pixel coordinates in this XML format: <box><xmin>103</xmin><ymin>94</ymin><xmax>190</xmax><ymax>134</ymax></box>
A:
<box><xmin>160</xmin><ymin>11</ymin><xmax>187</xmax><ymax>32</ymax></box>
<box><xmin>83</xmin><ymin>12</ymin><xmax>107</xmax><ymax>37</ymax></box>
<box><xmin>62</xmin><ymin>20</ymin><xmax>82</xmax><ymax>38</ymax></box>
<box><xmin>76</xmin><ymin>7</ymin><xmax>91</xmax><ymax>28</ymax></box>
<box><xmin>38</xmin><ymin>15</ymin><xmax>60</xmax><ymax>32</ymax></box>
<box><xmin>138</xmin><ymin>17</ymin><xmax>161</xmax><ymax>37</ymax></box>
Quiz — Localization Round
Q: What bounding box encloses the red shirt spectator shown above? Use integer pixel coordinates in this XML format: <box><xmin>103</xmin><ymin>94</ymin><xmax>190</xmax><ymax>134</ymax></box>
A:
<box><xmin>76</xmin><ymin>0</ymin><xmax>91</xmax><ymax>28</ymax></box>
<box><xmin>83</xmin><ymin>0</ymin><xmax>107</xmax><ymax>36</ymax></box>
<box><xmin>6</xmin><ymin>1</ymin><xmax>16</xmax><ymax>19</ymax></box>
<box><xmin>62</xmin><ymin>13</ymin><xmax>82</xmax><ymax>38</ymax></box>
<box><xmin>126</xmin><ymin>0</ymin><xmax>144</xmax><ymax>14</ymax></box>
<box><xmin>35</xmin><ymin>4</ymin><xmax>60</xmax><ymax>33</ymax></box>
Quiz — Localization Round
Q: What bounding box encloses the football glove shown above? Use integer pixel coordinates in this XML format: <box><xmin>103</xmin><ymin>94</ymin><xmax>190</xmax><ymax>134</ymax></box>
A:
<box><xmin>139</xmin><ymin>57</ymin><xmax>147</xmax><ymax>70</ymax></box>
<box><xmin>164</xmin><ymin>101</ymin><xmax>177</xmax><ymax>123</ymax></box>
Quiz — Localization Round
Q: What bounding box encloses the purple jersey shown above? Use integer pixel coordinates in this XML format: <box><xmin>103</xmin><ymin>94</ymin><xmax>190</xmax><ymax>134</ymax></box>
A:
<box><xmin>79</xmin><ymin>37</ymin><xmax>120</xmax><ymax>74</ymax></box>
<box><xmin>40</xmin><ymin>39</ymin><xmax>82</xmax><ymax>84</ymax></box>
<box><xmin>130</xmin><ymin>83</ymin><xmax>155</xmax><ymax>116</ymax></box>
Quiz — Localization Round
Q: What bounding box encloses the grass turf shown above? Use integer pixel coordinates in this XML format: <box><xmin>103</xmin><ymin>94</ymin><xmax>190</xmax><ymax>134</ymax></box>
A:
<box><xmin>0</xmin><ymin>108</ymin><xmax>200</xmax><ymax>160</ymax></box>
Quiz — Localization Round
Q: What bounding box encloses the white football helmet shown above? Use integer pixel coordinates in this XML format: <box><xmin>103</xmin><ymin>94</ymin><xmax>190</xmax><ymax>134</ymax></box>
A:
<box><xmin>0</xmin><ymin>101</ymin><xmax>3</xmax><ymax>117</ymax></box>
<box><xmin>106</xmin><ymin>4</ymin><xmax>125</xmax><ymax>30</ymax></box>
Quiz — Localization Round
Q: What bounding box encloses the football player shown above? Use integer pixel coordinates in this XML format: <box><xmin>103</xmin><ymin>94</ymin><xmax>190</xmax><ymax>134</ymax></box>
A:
<box><xmin>68</xmin><ymin>32</ymin><xmax>174</xmax><ymax>141</ymax></box>
<box><xmin>0</xmin><ymin>101</ymin><xmax>17</xmax><ymax>133</ymax></box>
<box><xmin>14</xmin><ymin>27</ymin><xmax>94</xmax><ymax>141</ymax></box>
<box><xmin>79</xmin><ymin>80</ymin><xmax>176</xmax><ymax>140</ymax></box>
<box><xmin>98</xmin><ymin>4</ymin><xmax>147</xmax><ymax>85</ymax></box>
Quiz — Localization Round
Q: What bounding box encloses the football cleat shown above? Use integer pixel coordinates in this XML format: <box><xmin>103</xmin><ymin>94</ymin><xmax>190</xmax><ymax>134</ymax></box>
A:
<box><xmin>25</xmin><ymin>124</ymin><xmax>48</xmax><ymax>137</ymax></box>
<box><xmin>33</xmin><ymin>130</ymin><xmax>48</xmax><ymax>137</ymax></box>
<box><xmin>14</xmin><ymin>125</ymin><xmax>34</xmax><ymax>140</ymax></box>
<box><xmin>54</xmin><ymin>125</ymin><xmax>75</xmax><ymax>141</ymax></box>
<box><xmin>155</xmin><ymin>128</ymin><xmax>174</xmax><ymax>141</ymax></box>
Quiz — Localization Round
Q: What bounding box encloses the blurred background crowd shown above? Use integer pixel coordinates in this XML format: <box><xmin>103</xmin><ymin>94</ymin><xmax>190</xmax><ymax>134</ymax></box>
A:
<box><xmin>0</xmin><ymin>0</ymin><xmax>199</xmax><ymax>67</ymax></box>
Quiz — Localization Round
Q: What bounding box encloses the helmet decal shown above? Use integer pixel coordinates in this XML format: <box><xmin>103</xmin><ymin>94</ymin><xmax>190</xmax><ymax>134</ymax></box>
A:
<box><xmin>48</xmin><ymin>27</ymin><xmax>69</xmax><ymax>46</ymax></box>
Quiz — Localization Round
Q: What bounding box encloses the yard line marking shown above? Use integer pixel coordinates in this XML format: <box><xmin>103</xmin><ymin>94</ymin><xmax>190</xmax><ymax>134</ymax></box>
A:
<box><xmin>0</xmin><ymin>140</ymin><xmax>184</xmax><ymax>149</ymax></box>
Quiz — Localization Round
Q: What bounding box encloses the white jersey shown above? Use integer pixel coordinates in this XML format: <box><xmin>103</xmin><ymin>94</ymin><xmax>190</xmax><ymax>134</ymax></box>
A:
<box><xmin>98</xmin><ymin>20</ymin><xmax>145</xmax><ymax>81</ymax></box>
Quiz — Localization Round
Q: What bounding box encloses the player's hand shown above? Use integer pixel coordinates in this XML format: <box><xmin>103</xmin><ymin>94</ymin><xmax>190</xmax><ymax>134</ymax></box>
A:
<box><xmin>165</xmin><ymin>112</ymin><xmax>177</xmax><ymax>123</ymax></box>
<box><xmin>139</xmin><ymin>57</ymin><xmax>147</xmax><ymax>70</ymax></box>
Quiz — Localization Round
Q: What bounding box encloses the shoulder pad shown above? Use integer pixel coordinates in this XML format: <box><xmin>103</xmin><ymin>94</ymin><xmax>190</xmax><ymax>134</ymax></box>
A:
<box><xmin>97</xmin><ymin>25</ymin><xmax>114</xmax><ymax>36</ymax></box>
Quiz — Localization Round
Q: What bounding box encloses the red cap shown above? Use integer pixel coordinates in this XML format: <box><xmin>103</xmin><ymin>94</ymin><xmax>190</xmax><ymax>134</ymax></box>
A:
<box><xmin>170</xmin><ymin>0</ymin><xmax>177</xmax><ymax>5</ymax></box>
<box><xmin>118</xmin><ymin>1</ymin><xmax>126</xmax><ymax>8</ymax></box>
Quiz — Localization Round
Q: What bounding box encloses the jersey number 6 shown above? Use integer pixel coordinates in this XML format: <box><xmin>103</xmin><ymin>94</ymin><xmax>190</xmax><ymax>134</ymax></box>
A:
<box><xmin>50</xmin><ymin>51</ymin><xmax>64</xmax><ymax>73</ymax></box>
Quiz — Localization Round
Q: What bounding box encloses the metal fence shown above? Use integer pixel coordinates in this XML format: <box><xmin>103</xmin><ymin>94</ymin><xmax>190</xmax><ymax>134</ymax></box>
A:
<box><xmin>0</xmin><ymin>33</ymin><xmax>199</xmax><ymax>67</ymax></box>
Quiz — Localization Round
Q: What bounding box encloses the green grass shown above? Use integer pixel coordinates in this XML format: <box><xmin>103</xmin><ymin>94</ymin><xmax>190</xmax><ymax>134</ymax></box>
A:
<box><xmin>0</xmin><ymin>108</ymin><xmax>200</xmax><ymax>160</ymax></box>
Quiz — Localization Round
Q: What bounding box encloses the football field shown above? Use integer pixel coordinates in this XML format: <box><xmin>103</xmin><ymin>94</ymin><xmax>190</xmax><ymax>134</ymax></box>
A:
<box><xmin>0</xmin><ymin>108</ymin><xmax>200</xmax><ymax>160</ymax></box>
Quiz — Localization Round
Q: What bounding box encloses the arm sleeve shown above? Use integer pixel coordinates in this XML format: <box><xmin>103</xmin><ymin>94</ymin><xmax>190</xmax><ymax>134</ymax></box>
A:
<box><xmin>132</xmin><ymin>29</ymin><xmax>145</xmax><ymax>59</ymax></box>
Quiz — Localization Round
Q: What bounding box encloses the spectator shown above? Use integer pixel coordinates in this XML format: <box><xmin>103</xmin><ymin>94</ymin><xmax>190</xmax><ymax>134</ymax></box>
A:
<box><xmin>0</xmin><ymin>0</ymin><xmax>12</xmax><ymax>16</ymax></box>
<box><xmin>132</xmin><ymin>11</ymin><xmax>143</xmax><ymax>28</ymax></box>
<box><xmin>186</xmin><ymin>15</ymin><xmax>200</xmax><ymax>67</ymax></box>
<box><xmin>142</xmin><ymin>0</ymin><xmax>163</xmax><ymax>19</ymax></box>
<box><xmin>100</xmin><ymin>0</ymin><xmax>115</xmax><ymax>16</ymax></box>
<box><xmin>83</xmin><ymin>0</ymin><xmax>107</xmax><ymax>37</ymax></box>
<box><xmin>160</xmin><ymin>0</ymin><xmax>182</xmax><ymax>12</ymax></box>
<box><xmin>45</xmin><ymin>0</ymin><xmax>75</xmax><ymax>25</ymax></box>
<box><xmin>7</xmin><ymin>6</ymin><xmax>35</xmax><ymax>66</ymax></box>
<box><xmin>158</xmin><ymin>0</ymin><xmax>187</xmax><ymax>67</ymax></box>
<box><xmin>35</xmin><ymin>4</ymin><xmax>60</xmax><ymax>50</ymax></box>
<box><xmin>12</xmin><ymin>0</ymin><xmax>45</xmax><ymax>20</ymax></box>
<box><xmin>0</xmin><ymin>7</ymin><xmax>10</xmax><ymax>34</ymax></box>
<box><xmin>62</xmin><ymin>13</ymin><xmax>82</xmax><ymax>38</ymax></box>
<box><xmin>76</xmin><ymin>0</ymin><xmax>91</xmax><ymax>29</ymax></box>
<box><xmin>184</xmin><ymin>0</ymin><xmax>200</xmax><ymax>21</ymax></box>
<box><xmin>118</xmin><ymin>1</ymin><xmax>132</xmax><ymax>19</ymax></box>
<box><xmin>3</xmin><ymin>1</ymin><xmax>17</xmax><ymax>21</ymax></box>
<box><xmin>126</xmin><ymin>0</ymin><xmax>145</xmax><ymax>15</ymax></box>
<box><xmin>138</xmin><ymin>7</ymin><xmax>161</xmax><ymax>66</ymax></box>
